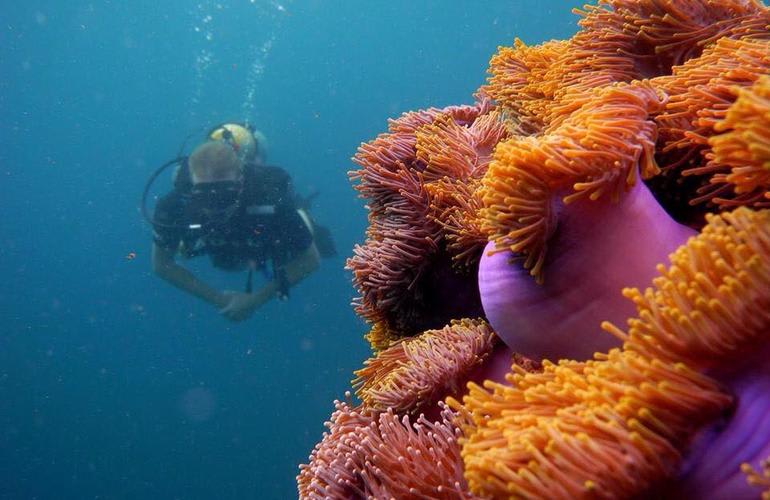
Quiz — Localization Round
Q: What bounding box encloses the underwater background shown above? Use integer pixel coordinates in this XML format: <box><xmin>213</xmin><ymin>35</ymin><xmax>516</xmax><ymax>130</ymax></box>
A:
<box><xmin>1</xmin><ymin>2</ymin><xmax>577</xmax><ymax>498</ymax></box>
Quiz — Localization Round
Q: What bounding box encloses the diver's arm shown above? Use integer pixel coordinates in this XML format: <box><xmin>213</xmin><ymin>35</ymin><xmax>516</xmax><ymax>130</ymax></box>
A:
<box><xmin>285</xmin><ymin>242</ymin><xmax>321</xmax><ymax>285</ymax></box>
<box><xmin>247</xmin><ymin>243</ymin><xmax>321</xmax><ymax>308</ymax></box>
<box><xmin>151</xmin><ymin>242</ymin><xmax>228</xmax><ymax>309</ymax></box>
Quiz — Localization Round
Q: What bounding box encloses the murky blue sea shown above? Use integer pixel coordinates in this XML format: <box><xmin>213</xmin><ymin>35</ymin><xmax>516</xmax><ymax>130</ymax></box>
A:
<box><xmin>1</xmin><ymin>2</ymin><xmax>577</xmax><ymax>498</ymax></box>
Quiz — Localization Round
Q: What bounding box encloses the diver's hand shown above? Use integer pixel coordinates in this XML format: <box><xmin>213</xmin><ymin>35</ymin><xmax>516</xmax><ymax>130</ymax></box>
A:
<box><xmin>219</xmin><ymin>291</ymin><xmax>260</xmax><ymax>322</ymax></box>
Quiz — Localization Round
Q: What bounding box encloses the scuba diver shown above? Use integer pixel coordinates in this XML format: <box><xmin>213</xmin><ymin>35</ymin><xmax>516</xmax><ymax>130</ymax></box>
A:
<box><xmin>144</xmin><ymin>123</ymin><xmax>336</xmax><ymax>322</ymax></box>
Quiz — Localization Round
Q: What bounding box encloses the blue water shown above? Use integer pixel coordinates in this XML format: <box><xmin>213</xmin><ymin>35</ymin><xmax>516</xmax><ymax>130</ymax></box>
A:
<box><xmin>0</xmin><ymin>2</ymin><xmax>577</xmax><ymax>498</ymax></box>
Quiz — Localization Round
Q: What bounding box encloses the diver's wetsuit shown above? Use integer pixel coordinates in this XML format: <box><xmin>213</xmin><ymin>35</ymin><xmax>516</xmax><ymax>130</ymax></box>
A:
<box><xmin>153</xmin><ymin>164</ymin><xmax>313</xmax><ymax>273</ymax></box>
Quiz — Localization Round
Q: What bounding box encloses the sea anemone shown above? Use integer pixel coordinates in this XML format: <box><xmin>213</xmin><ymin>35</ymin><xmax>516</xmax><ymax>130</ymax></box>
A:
<box><xmin>743</xmin><ymin>459</ymin><xmax>770</xmax><ymax>500</ymax></box>
<box><xmin>348</xmin><ymin>99</ymin><xmax>504</xmax><ymax>343</ymax></box>
<box><xmin>603</xmin><ymin>207</ymin><xmax>770</xmax><ymax>370</ymax></box>
<box><xmin>479</xmin><ymin>81</ymin><xmax>665</xmax><ymax>280</ymax></box>
<box><xmin>352</xmin><ymin>319</ymin><xmax>496</xmax><ymax>414</ymax></box>
<box><xmin>476</xmin><ymin>81</ymin><xmax>698</xmax><ymax>360</ymax></box>
<box><xmin>703</xmin><ymin>74</ymin><xmax>770</xmax><ymax>208</ymax></box>
<box><xmin>453</xmin><ymin>207</ymin><xmax>770</xmax><ymax>498</ymax></box>
<box><xmin>297</xmin><ymin>399</ymin><xmax>475</xmax><ymax>499</ymax></box>
<box><xmin>477</xmin><ymin>29</ymin><xmax>770</xmax><ymax>363</ymax></box>
<box><xmin>652</xmin><ymin>37</ymin><xmax>770</xmax><ymax>211</ymax></box>
<box><xmin>483</xmin><ymin>0</ymin><xmax>769</xmax><ymax>135</ymax></box>
<box><xmin>353</xmin><ymin>319</ymin><xmax>502</xmax><ymax>415</ymax></box>
<box><xmin>449</xmin><ymin>351</ymin><xmax>731</xmax><ymax>498</ymax></box>
<box><xmin>301</xmin><ymin>0</ymin><xmax>770</xmax><ymax>497</ymax></box>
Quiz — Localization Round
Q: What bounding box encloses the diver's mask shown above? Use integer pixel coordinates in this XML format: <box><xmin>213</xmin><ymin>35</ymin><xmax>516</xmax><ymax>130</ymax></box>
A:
<box><xmin>187</xmin><ymin>180</ymin><xmax>243</xmax><ymax>227</ymax></box>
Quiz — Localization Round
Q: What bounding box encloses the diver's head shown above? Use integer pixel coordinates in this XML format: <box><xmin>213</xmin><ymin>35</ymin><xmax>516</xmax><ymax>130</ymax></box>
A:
<box><xmin>209</xmin><ymin>123</ymin><xmax>268</xmax><ymax>165</ymax></box>
<box><xmin>187</xmin><ymin>141</ymin><xmax>243</xmax><ymax>221</ymax></box>
<box><xmin>189</xmin><ymin>140</ymin><xmax>242</xmax><ymax>185</ymax></box>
